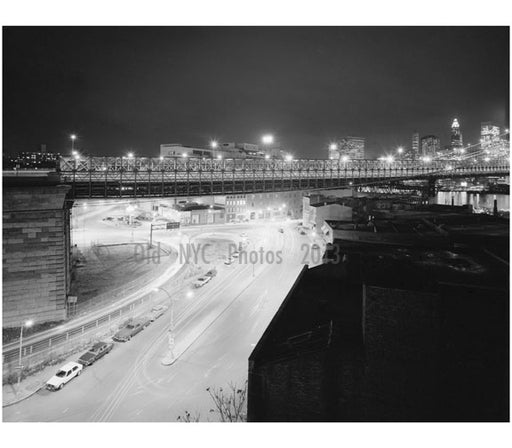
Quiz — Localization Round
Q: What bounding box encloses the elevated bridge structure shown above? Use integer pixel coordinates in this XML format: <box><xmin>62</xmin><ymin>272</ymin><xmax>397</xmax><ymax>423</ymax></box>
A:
<box><xmin>60</xmin><ymin>156</ymin><xmax>510</xmax><ymax>198</ymax></box>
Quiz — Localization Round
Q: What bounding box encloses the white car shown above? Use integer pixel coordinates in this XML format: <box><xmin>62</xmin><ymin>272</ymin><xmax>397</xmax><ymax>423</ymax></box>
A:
<box><xmin>194</xmin><ymin>276</ymin><xmax>211</xmax><ymax>288</ymax></box>
<box><xmin>46</xmin><ymin>361</ymin><xmax>83</xmax><ymax>391</ymax></box>
<box><xmin>150</xmin><ymin>305</ymin><xmax>168</xmax><ymax>321</ymax></box>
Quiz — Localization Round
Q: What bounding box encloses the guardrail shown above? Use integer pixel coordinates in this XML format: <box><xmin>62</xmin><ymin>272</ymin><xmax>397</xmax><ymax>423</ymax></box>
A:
<box><xmin>3</xmin><ymin>294</ymin><xmax>153</xmax><ymax>379</ymax></box>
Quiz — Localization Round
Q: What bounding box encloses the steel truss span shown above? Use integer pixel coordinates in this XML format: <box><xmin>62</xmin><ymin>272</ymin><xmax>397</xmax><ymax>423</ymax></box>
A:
<box><xmin>59</xmin><ymin>156</ymin><xmax>510</xmax><ymax>198</ymax></box>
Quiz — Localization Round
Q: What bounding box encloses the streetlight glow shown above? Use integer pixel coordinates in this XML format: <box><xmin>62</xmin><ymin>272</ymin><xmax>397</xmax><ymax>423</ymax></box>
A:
<box><xmin>217</xmin><ymin>154</ymin><xmax>222</xmax><ymax>160</ymax></box>
<box><xmin>285</xmin><ymin>154</ymin><xmax>293</xmax><ymax>162</ymax></box>
<box><xmin>329</xmin><ymin>143</ymin><xmax>338</xmax><ymax>151</ymax></box>
<box><xmin>262</xmin><ymin>134</ymin><xmax>274</xmax><ymax>145</ymax></box>
<box><xmin>127</xmin><ymin>152</ymin><xmax>134</xmax><ymax>158</ymax></box>
<box><xmin>210</xmin><ymin>140</ymin><xmax>218</xmax><ymax>149</ymax></box>
<box><xmin>265</xmin><ymin>154</ymin><xmax>270</xmax><ymax>160</ymax></box>
<box><xmin>25</xmin><ymin>319</ymin><xmax>33</xmax><ymax>327</ymax></box>
<box><xmin>341</xmin><ymin>155</ymin><xmax>349</xmax><ymax>163</ymax></box>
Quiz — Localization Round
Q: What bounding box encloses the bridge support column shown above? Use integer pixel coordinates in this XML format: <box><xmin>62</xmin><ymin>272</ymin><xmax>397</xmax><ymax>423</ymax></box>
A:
<box><xmin>425</xmin><ymin>177</ymin><xmax>437</xmax><ymax>204</ymax></box>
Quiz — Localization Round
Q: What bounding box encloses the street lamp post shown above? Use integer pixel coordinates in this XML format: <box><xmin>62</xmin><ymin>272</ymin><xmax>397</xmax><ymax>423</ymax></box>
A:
<box><xmin>70</xmin><ymin>134</ymin><xmax>76</xmax><ymax>153</ymax></box>
<box><xmin>153</xmin><ymin>287</ymin><xmax>178</xmax><ymax>366</ymax></box>
<box><xmin>17</xmin><ymin>319</ymin><xmax>33</xmax><ymax>393</ymax></box>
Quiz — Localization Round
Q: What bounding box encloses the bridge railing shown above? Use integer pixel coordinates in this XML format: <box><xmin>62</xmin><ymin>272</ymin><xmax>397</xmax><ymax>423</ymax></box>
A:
<box><xmin>60</xmin><ymin>155</ymin><xmax>510</xmax><ymax>175</ymax></box>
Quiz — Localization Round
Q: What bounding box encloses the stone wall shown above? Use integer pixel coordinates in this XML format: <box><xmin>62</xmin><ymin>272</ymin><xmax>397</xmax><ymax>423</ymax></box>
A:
<box><xmin>3</xmin><ymin>185</ymin><xmax>72</xmax><ymax>328</ymax></box>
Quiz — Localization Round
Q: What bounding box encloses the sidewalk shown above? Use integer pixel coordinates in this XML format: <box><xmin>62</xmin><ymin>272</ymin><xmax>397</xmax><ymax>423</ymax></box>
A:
<box><xmin>3</xmin><ymin>353</ymin><xmax>78</xmax><ymax>407</ymax></box>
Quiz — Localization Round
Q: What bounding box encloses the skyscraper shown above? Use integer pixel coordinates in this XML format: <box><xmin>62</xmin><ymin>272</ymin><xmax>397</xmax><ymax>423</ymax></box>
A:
<box><xmin>481</xmin><ymin>122</ymin><xmax>501</xmax><ymax>151</ymax></box>
<box><xmin>450</xmin><ymin>118</ymin><xmax>463</xmax><ymax>151</ymax></box>
<box><xmin>421</xmin><ymin>135</ymin><xmax>441</xmax><ymax>158</ymax></box>
<box><xmin>411</xmin><ymin>132</ymin><xmax>419</xmax><ymax>160</ymax></box>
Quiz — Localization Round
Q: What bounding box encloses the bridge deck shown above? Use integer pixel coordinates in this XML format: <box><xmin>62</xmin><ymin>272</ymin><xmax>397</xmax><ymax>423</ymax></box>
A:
<box><xmin>54</xmin><ymin>156</ymin><xmax>510</xmax><ymax>198</ymax></box>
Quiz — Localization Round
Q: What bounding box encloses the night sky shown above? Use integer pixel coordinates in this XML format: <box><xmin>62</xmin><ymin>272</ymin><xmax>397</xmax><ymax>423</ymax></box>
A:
<box><xmin>3</xmin><ymin>27</ymin><xmax>509</xmax><ymax>159</ymax></box>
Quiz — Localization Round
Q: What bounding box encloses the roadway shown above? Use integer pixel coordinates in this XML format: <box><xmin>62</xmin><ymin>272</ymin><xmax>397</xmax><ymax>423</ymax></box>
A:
<box><xmin>4</xmin><ymin>205</ymin><xmax>317</xmax><ymax>421</ymax></box>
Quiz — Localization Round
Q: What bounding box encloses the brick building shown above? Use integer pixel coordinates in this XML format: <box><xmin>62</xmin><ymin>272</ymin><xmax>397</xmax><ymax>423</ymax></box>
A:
<box><xmin>3</xmin><ymin>176</ymin><xmax>74</xmax><ymax>328</ymax></box>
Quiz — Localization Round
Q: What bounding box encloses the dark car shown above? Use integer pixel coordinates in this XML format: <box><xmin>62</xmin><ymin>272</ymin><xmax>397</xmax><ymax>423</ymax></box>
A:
<box><xmin>77</xmin><ymin>341</ymin><xmax>114</xmax><ymax>366</ymax></box>
<box><xmin>113</xmin><ymin>319</ymin><xmax>146</xmax><ymax>342</ymax></box>
<box><xmin>205</xmin><ymin>269</ymin><xmax>217</xmax><ymax>278</ymax></box>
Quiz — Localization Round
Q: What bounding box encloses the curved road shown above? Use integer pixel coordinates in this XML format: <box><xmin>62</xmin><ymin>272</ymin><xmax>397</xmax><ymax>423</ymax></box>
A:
<box><xmin>4</xmin><ymin>219</ymin><xmax>318</xmax><ymax>421</ymax></box>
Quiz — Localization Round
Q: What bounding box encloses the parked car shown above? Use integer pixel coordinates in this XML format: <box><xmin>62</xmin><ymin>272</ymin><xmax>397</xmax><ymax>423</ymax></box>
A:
<box><xmin>150</xmin><ymin>305</ymin><xmax>168</xmax><ymax>321</ymax></box>
<box><xmin>194</xmin><ymin>276</ymin><xmax>212</xmax><ymax>288</ymax></box>
<box><xmin>113</xmin><ymin>319</ymin><xmax>145</xmax><ymax>342</ymax></box>
<box><xmin>46</xmin><ymin>362</ymin><xmax>83</xmax><ymax>391</ymax></box>
<box><xmin>77</xmin><ymin>341</ymin><xmax>114</xmax><ymax>366</ymax></box>
<box><xmin>205</xmin><ymin>269</ymin><xmax>217</xmax><ymax>278</ymax></box>
<box><xmin>224</xmin><ymin>257</ymin><xmax>234</xmax><ymax>265</ymax></box>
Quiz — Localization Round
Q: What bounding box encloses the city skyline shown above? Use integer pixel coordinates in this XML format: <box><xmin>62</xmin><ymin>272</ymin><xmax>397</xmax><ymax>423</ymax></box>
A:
<box><xmin>3</xmin><ymin>27</ymin><xmax>509</xmax><ymax>159</ymax></box>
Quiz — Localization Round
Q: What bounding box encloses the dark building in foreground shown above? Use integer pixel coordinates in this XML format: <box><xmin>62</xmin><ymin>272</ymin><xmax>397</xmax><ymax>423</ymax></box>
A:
<box><xmin>248</xmin><ymin>206</ymin><xmax>509</xmax><ymax>421</ymax></box>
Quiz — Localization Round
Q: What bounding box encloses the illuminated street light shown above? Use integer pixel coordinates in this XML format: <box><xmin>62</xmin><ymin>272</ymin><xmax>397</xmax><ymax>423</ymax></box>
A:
<box><xmin>484</xmin><ymin>157</ymin><xmax>490</xmax><ymax>162</ymax></box>
<box><xmin>72</xmin><ymin>150</ymin><xmax>78</xmax><ymax>156</ymax></box>
<box><xmin>217</xmin><ymin>154</ymin><xmax>222</xmax><ymax>160</ymax></box>
<box><xmin>153</xmin><ymin>287</ymin><xmax>179</xmax><ymax>366</ymax></box>
<box><xmin>17</xmin><ymin>319</ymin><xmax>34</xmax><ymax>392</ymax></box>
<box><xmin>265</xmin><ymin>154</ymin><xmax>270</xmax><ymax>160</ymax></box>
<box><xmin>262</xmin><ymin>134</ymin><xmax>274</xmax><ymax>145</ymax></box>
<box><xmin>285</xmin><ymin>154</ymin><xmax>293</xmax><ymax>162</ymax></box>
<box><xmin>422</xmin><ymin>156</ymin><xmax>432</xmax><ymax>163</ymax></box>
<box><xmin>182</xmin><ymin>153</ymin><xmax>188</xmax><ymax>158</ymax></box>
<box><xmin>159</xmin><ymin>156</ymin><xmax>164</xmax><ymax>161</ymax></box>
<box><xmin>70</xmin><ymin>134</ymin><xmax>77</xmax><ymax>153</ymax></box>
<box><xmin>210</xmin><ymin>140</ymin><xmax>218</xmax><ymax>149</ymax></box>
<box><xmin>397</xmin><ymin>146</ymin><xmax>404</xmax><ymax>154</ymax></box>
<box><xmin>329</xmin><ymin>143</ymin><xmax>338</xmax><ymax>151</ymax></box>
<box><xmin>74</xmin><ymin>154</ymin><xmax>80</xmax><ymax>161</ymax></box>
<box><xmin>341</xmin><ymin>155</ymin><xmax>349</xmax><ymax>163</ymax></box>
<box><xmin>385</xmin><ymin>155</ymin><xmax>394</xmax><ymax>163</ymax></box>
<box><xmin>127</xmin><ymin>152</ymin><xmax>134</xmax><ymax>159</ymax></box>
